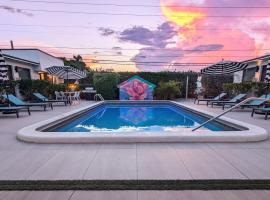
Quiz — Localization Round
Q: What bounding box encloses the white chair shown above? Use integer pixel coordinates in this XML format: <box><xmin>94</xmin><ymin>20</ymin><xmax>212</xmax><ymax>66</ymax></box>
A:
<box><xmin>75</xmin><ymin>91</ymin><xmax>81</xmax><ymax>101</ymax></box>
<box><xmin>60</xmin><ymin>91</ymin><xmax>67</xmax><ymax>101</ymax></box>
<box><xmin>55</xmin><ymin>91</ymin><xmax>63</xmax><ymax>100</ymax></box>
<box><xmin>68</xmin><ymin>92</ymin><xmax>77</xmax><ymax>102</ymax></box>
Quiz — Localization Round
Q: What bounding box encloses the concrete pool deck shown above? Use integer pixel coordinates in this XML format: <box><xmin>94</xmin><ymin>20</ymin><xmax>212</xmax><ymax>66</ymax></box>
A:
<box><xmin>1</xmin><ymin>100</ymin><xmax>270</xmax><ymax>199</ymax></box>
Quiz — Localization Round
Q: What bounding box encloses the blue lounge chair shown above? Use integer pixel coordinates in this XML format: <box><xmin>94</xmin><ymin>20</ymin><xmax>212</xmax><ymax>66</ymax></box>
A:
<box><xmin>223</xmin><ymin>94</ymin><xmax>270</xmax><ymax>110</ymax></box>
<box><xmin>211</xmin><ymin>93</ymin><xmax>247</xmax><ymax>108</ymax></box>
<box><xmin>0</xmin><ymin>104</ymin><xmax>31</xmax><ymax>118</ymax></box>
<box><xmin>251</xmin><ymin>107</ymin><xmax>270</xmax><ymax>120</ymax></box>
<box><xmin>33</xmin><ymin>93</ymin><xmax>69</xmax><ymax>106</ymax></box>
<box><xmin>2</xmin><ymin>94</ymin><xmax>52</xmax><ymax>111</ymax></box>
<box><xmin>195</xmin><ymin>92</ymin><xmax>227</xmax><ymax>105</ymax></box>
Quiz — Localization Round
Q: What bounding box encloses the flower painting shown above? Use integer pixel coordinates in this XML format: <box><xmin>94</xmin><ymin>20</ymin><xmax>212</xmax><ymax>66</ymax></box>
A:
<box><xmin>118</xmin><ymin>75</ymin><xmax>156</xmax><ymax>100</ymax></box>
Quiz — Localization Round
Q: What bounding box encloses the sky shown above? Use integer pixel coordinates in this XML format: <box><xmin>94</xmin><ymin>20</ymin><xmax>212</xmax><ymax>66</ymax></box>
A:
<box><xmin>0</xmin><ymin>0</ymin><xmax>270</xmax><ymax>72</ymax></box>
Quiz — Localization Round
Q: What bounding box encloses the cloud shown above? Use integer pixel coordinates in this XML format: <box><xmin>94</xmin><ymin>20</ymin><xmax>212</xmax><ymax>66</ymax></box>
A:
<box><xmin>191</xmin><ymin>44</ymin><xmax>224</xmax><ymax>52</ymax></box>
<box><xmin>0</xmin><ymin>5</ymin><xmax>33</xmax><ymax>17</ymax></box>
<box><xmin>118</xmin><ymin>22</ymin><xmax>177</xmax><ymax>48</ymax></box>
<box><xmin>131</xmin><ymin>47</ymin><xmax>184</xmax><ymax>71</ymax></box>
<box><xmin>98</xmin><ymin>27</ymin><xmax>115</xmax><ymax>36</ymax></box>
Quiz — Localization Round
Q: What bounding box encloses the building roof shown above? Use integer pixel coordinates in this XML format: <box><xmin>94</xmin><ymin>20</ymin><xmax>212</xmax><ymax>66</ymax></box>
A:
<box><xmin>118</xmin><ymin>75</ymin><xmax>156</xmax><ymax>88</ymax></box>
<box><xmin>1</xmin><ymin>48</ymin><xmax>60</xmax><ymax>59</ymax></box>
<box><xmin>3</xmin><ymin>53</ymin><xmax>39</xmax><ymax>66</ymax></box>
<box><xmin>242</xmin><ymin>54</ymin><xmax>270</xmax><ymax>64</ymax></box>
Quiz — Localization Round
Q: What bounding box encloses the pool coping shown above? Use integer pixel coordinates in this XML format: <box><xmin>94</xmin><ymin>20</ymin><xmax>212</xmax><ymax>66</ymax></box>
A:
<box><xmin>17</xmin><ymin>100</ymin><xmax>268</xmax><ymax>143</ymax></box>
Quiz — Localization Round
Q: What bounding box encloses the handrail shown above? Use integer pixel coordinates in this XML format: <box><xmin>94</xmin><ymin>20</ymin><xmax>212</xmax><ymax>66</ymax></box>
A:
<box><xmin>94</xmin><ymin>94</ymin><xmax>104</xmax><ymax>101</ymax></box>
<box><xmin>192</xmin><ymin>97</ymin><xmax>268</xmax><ymax>131</ymax></box>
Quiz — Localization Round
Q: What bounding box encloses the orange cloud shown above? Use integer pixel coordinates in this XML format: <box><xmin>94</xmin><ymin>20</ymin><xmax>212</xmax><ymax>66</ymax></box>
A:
<box><xmin>160</xmin><ymin>1</ymin><xmax>205</xmax><ymax>42</ymax></box>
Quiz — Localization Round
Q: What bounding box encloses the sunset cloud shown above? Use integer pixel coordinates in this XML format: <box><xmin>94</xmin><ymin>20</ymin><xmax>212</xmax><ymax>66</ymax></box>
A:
<box><xmin>118</xmin><ymin>22</ymin><xmax>177</xmax><ymax>48</ymax></box>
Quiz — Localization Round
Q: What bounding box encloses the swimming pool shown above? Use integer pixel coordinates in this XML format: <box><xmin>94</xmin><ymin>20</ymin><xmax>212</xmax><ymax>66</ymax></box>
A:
<box><xmin>52</xmin><ymin>102</ymin><xmax>237</xmax><ymax>133</ymax></box>
<box><xmin>18</xmin><ymin>101</ymin><xmax>268</xmax><ymax>143</ymax></box>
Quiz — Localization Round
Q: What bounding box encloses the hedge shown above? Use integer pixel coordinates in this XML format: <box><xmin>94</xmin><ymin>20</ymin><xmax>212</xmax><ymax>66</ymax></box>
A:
<box><xmin>93</xmin><ymin>73</ymin><xmax>120</xmax><ymax>100</ymax></box>
<box><xmin>223</xmin><ymin>82</ymin><xmax>270</xmax><ymax>97</ymax></box>
<box><xmin>202</xmin><ymin>75</ymin><xmax>234</xmax><ymax>97</ymax></box>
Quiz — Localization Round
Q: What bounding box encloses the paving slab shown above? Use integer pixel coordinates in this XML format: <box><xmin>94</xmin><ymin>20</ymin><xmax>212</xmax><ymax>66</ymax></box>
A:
<box><xmin>137</xmin><ymin>144</ymin><xmax>191</xmax><ymax>180</ymax></box>
<box><xmin>214</xmin><ymin>148</ymin><xmax>270</xmax><ymax>179</ymax></box>
<box><xmin>84</xmin><ymin>148</ymin><xmax>137</xmax><ymax>180</ymax></box>
<box><xmin>29</xmin><ymin>149</ymin><xmax>97</xmax><ymax>180</ymax></box>
<box><xmin>174</xmin><ymin>148</ymin><xmax>246</xmax><ymax>179</ymax></box>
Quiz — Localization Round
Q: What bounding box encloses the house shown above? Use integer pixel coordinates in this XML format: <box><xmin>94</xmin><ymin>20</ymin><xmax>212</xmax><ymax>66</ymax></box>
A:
<box><xmin>117</xmin><ymin>75</ymin><xmax>156</xmax><ymax>100</ymax></box>
<box><xmin>234</xmin><ymin>54</ymin><xmax>270</xmax><ymax>83</ymax></box>
<box><xmin>1</xmin><ymin>49</ymin><xmax>65</xmax><ymax>83</ymax></box>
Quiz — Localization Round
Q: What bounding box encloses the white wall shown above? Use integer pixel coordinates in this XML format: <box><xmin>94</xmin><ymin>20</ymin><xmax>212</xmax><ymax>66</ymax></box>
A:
<box><xmin>233</xmin><ymin>71</ymin><xmax>243</xmax><ymax>83</ymax></box>
<box><xmin>4</xmin><ymin>58</ymin><xmax>39</xmax><ymax>80</ymax></box>
<box><xmin>37</xmin><ymin>51</ymin><xmax>64</xmax><ymax>71</ymax></box>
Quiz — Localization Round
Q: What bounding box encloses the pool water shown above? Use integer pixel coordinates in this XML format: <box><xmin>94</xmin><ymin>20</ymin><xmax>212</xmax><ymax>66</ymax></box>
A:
<box><xmin>54</xmin><ymin>103</ymin><xmax>237</xmax><ymax>133</ymax></box>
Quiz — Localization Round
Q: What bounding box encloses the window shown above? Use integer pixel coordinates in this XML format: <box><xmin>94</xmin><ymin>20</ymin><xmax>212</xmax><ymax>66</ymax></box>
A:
<box><xmin>17</xmin><ymin>67</ymin><xmax>31</xmax><ymax>80</ymax></box>
<box><xmin>7</xmin><ymin>65</ymin><xmax>13</xmax><ymax>80</ymax></box>
<box><xmin>242</xmin><ymin>67</ymin><xmax>257</xmax><ymax>82</ymax></box>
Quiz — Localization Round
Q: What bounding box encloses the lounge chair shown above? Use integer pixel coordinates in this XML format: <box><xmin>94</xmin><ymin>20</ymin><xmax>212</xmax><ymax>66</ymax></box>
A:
<box><xmin>195</xmin><ymin>92</ymin><xmax>227</xmax><ymax>105</ymax></box>
<box><xmin>33</xmin><ymin>93</ymin><xmax>69</xmax><ymax>106</ymax></box>
<box><xmin>0</xmin><ymin>105</ymin><xmax>31</xmax><ymax>118</ymax></box>
<box><xmin>211</xmin><ymin>93</ymin><xmax>247</xmax><ymax>108</ymax></box>
<box><xmin>222</xmin><ymin>94</ymin><xmax>270</xmax><ymax>110</ymax></box>
<box><xmin>251</xmin><ymin>107</ymin><xmax>270</xmax><ymax>120</ymax></box>
<box><xmin>2</xmin><ymin>94</ymin><xmax>52</xmax><ymax>111</ymax></box>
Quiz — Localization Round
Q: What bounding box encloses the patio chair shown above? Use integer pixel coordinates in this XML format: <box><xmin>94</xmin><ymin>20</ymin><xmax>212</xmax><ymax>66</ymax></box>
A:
<box><xmin>222</xmin><ymin>94</ymin><xmax>270</xmax><ymax>110</ymax></box>
<box><xmin>195</xmin><ymin>92</ymin><xmax>227</xmax><ymax>105</ymax></box>
<box><xmin>251</xmin><ymin>107</ymin><xmax>270</xmax><ymax>120</ymax></box>
<box><xmin>0</xmin><ymin>104</ymin><xmax>31</xmax><ymax>118</ymax></box>
<box><xmin>2</xmin><ymin>94</ymin><xmax>52</xmax><ymax>111</ymax></box>
<box><xmin>68</xmin><ymin>92</ymin><xmax>77</xmax><ymax>102</ymax></box>
<box><xmin>33</xmin><ymin>93</ymin><xmax>70</xmax><ymax>106</ymax></box>
<box><xmin>75</xmin><ymin>91</ymin><xmax>81</xmax><ymax>101</ymax></box>
<box><xmin>55</xmin><ymin>91</ymin><xmax>63</xmax><ymax>101</ymax></box>
<box><xmin>210</xmin><ymin>93</ymin><xmax>247</xmax><ymax>108</ymax></box>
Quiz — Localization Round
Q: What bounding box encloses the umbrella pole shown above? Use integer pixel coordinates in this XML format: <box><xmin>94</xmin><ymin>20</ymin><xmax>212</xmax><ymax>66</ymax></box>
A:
<box><xmin>66</xmin><ymin>68</ymin><xmax>68</xmax><ymax>91</ymax></box>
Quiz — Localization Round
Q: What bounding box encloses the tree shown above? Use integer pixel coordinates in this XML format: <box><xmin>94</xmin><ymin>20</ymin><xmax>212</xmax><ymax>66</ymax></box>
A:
<box><xmin>62</xmin><ymin>55</ymin><xmax>87</xmax><ymax>71</ymax></box>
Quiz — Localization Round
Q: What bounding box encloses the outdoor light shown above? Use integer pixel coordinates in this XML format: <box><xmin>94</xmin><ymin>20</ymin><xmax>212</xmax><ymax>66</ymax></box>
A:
<box><xmin>254</xmin><ymin>71</ymin><xmax>260</xmax><ymax>82</ymax></box>
<box><xmin>256</xmin><ymin>59</ymin><xmax>262</xmax><ymax>66</ymax></box>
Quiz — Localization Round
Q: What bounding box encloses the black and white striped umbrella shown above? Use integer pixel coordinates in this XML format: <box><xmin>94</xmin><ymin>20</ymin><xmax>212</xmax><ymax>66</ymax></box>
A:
<box><xmin>265</xmin><ymin>59</ymin><xmax>270</xmax><ymax>83</ymax></box>
<box><xmin>46</xmin><ymin>66</ymin><xmax>87</xmax><ymax>80</ymax></box>
<box><xmin>0</xmin><ymin>50</ymin><xmax>9</xmax><ymax>81</ymax></box>
<box><xmin>201</xmin><ymin>60</ymin><xmax>248</xmax><ymax>75</ymax></box>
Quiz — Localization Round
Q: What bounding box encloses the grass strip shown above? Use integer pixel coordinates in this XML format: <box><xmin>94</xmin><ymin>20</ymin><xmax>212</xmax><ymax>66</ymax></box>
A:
<box><xmin>1</xmin><ymin>180</ymin><xmax>270</xmax><ymax>191</ymax></box>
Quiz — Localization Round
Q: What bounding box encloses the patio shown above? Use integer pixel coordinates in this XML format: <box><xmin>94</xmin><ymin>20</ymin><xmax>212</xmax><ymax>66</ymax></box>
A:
<box><xmin>0</xmin><ymin>100</ymin><xmax>270</xmax><ymax>199</ymax></box>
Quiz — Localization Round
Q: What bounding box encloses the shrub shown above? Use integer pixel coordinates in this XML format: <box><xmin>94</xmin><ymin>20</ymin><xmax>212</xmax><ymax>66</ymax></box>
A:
<box><xmin>93</xmin><ymin>73</ymin><xmax>120</xmax><ymax>100</ymax></box>
<box><xmin>154</xmin><ymin>81</ymin><xmax>181</xmax><ymax>100</ymax></box>
<box><xmin>18</xmin><ymin>80</ymin><xmax>66</xmax><ymax>100</ymax></box>
<box><xmin>223</xmin><ymin>82</ymin><xmax>270</xmax><ymax>97</ymax></box>
<box><xmin>201</xmin><ymin>75</ymin><xmax>233</xmax><ymax>98</ymax></box>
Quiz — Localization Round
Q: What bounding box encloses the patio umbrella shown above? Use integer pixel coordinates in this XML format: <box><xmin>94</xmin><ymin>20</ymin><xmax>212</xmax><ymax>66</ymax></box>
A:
<box><xmin>264</xmin><ymin>59</ymin><xmax>270</xmax><ymax>95</ymax></box>
<box><xmin>0</xmin><ymin>50</ymin><xmax>9</xmax><ymax>81</ymax></box>
<box><xmin>0</xmin><ymin>50</ymin><xmax>11</xmax><ymax>105</ymax></box>
<box><xmin>46</xmin><ymin>66</ymin><xmax>87</xmax><ymax>80</ymax></box>
<box><xmin>201</xmin><ymin>60</ymin><xmax>248</xmax><ymax>98</ymax></box>
<box><xmin>265</xmin><ymin>60</ymin><xmax>270</xmax><ymax>83</ymax></box>
<box><xmin>201</xmin><ymin>60</ymin><xmax>248</xmax><ymax>75</ymax></box>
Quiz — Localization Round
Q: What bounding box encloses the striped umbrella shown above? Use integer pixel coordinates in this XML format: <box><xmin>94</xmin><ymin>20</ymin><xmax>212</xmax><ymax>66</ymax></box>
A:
<box><xmin>0</xmin><ymin>50</ymin><xmax>9</xmax><ymax>81</ymax></box>
<box><xmin>201</xmin><ymin>60</ymin><xmax>248</xmax><ymax>75</ymax></box>
<box><xmin>265</xmin><ymin>59</ymin><xmax>270</xmax><ymax>83</ymax></box>
<box><xmin>45</xmin><ymin>66</ymin><xmax>87</xmax><ymax>80</ymax></box>
<box><xmin>264</xmin><ymin>59</ymin><xmax>270</xmax><ymax>96</ymax></box>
